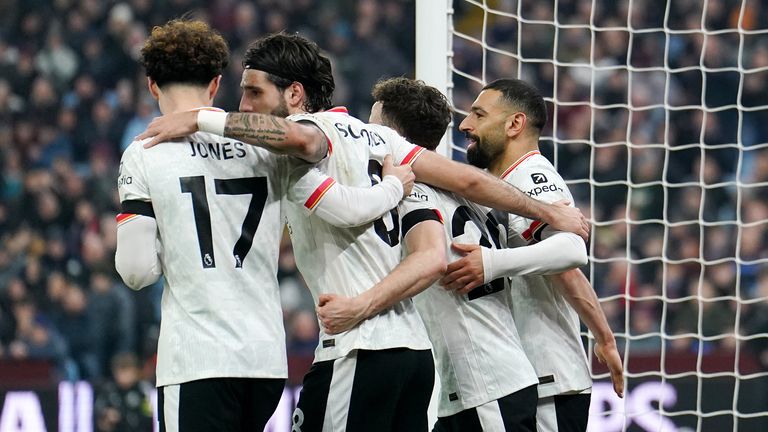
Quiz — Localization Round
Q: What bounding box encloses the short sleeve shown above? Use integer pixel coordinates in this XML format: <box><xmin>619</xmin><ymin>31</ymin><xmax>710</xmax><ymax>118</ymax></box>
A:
<box><xmin>509</xmin><ymin>162</ymin><xmax>571</xmax><ymax>205</ymax></box>
<box><xmin>505</xmin><ymin>159</ymin><xmax>574</xmax><ymax>244</ymax></box>
<box><xmin>118</xmin><ymin>142</ymin><xmax>151</xmax><ymax>203</ymax></box>
<box><xmin>287</xmin><ymin>113</ymin><xmax>333</xmax><ymax>158</ymax></box>
<box><xmin>398</xmin><ymin>183</ymin><xmax>443</xmax><ymax>240</ymax></box>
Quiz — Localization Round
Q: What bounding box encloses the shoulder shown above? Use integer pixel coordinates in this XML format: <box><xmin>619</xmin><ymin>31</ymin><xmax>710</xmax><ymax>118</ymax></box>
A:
<box><xmin>120</xmin><ymin>139</ymin><xmax>151</xmax><ymax>166</ymax></box>
<box><xmin>511</xmin><ymin>153</ymin><xmax>561</xmax><ymax>181</ymax></box>
<box><xmin>123</xmin><ymin>138</ymin><xmax>150</xmax><ymax>155</ymax></box>
<box><xmin>505</xmin><ymin>154</ymin><xmax>570</xmax><ymax>202</ymax></box>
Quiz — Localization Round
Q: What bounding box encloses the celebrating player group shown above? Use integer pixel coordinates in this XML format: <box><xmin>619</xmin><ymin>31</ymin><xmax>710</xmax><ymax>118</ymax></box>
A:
<box><xmin>115</xmin><ymin>18</ymin><xmax>623</xmax><ymax>432</ymax></box>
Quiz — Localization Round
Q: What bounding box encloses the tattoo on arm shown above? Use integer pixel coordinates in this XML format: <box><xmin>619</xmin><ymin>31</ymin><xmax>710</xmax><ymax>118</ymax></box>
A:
<box><xmin>224</xmin><ymin>113</ymin><xmax>289</xmax><ymax>152</ymax></box>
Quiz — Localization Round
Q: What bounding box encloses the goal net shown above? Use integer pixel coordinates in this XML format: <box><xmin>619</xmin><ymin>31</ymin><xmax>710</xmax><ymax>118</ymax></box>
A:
<box><xmin>417</xmin><ymin>1</ymin><xmax>768</xmax><ymax>430</ymax></box>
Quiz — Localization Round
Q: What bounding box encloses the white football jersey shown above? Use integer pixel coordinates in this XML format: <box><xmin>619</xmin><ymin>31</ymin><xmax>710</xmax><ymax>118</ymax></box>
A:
<box><xmin>283</xmin><ymin>108</ymin><xmax>432</xmax><ymax>362</ymax></box>
<box><xmin>503</xmin><ymin>151</ymin><xmax>592</xmax><ymax>398</ymax></box>
<box><xmin>400</xmin><ymin>182</ymin><xmax>538</xmax><ymax>417</ymax></box>
<box><xmin>118</xmin><ymin>130</ymin><xmax>330</xmax><ymax>387</ymax></box>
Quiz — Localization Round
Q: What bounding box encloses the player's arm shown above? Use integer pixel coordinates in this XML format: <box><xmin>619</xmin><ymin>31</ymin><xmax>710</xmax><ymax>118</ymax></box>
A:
<box><xmin>137</xmin><ymin>110</ymin><xmax>328</xmax><ymax>163</ymax></box>
<box><xmin>115</xmin><ymin>143</ymin><xmax>162</xmax><ymax>290</ymax></box>
<box><xmin>411</xmin><ymin>150</ymin><xmax>589</xmax><ymax>240</ymax></box>
<box><xmin>549</xmin><ymin>269</ymin><xmax>624</xmax><ymax>398</ymax></box>
<box><xmin>115</xmin><ymin>203</ymin><xmax>162</xmax><ymax>290</ymax></box>
<box><xmin>316</xmin><ymin>207</ymin><xmax>446</xmax><ymax>334</ymax></box>
<box><xmin>295</xmin><ymin>156</ymin><xmax>414</xmax><ymax>228</ymax></box>
<box><xmin>442</xmin><ymin>227</ymin><xmax>588</xmax><ymax>293</ymax></box>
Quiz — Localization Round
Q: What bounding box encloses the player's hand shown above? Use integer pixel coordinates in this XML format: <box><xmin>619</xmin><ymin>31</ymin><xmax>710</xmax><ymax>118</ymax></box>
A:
<box><xmin>441</xmin><ymin>243</ymin><xmax>485</xmax><ymax>294</ymax></box>
<box><xmin>382</xmin><ymin>155</ymin><xmax>415</xmax><ymax>197</ymax></box>
<box><xmin>137</xmin><ymin>110</ymin><xmax>201</xmax><ymax>148</ymax></box>
<box><xmin>316</xmin><ymin>293</ymin><xmax>367</xmax><ymax>335</ymax></box>
<box><xmin>595</xmin><ymin>340</ymin><xmax>624</xmax><ymax>398</ymax></box>
<box><xmin>545</xmin><ymin>200</ymin><xmax>590</xmax><ymax>243</ymax></box>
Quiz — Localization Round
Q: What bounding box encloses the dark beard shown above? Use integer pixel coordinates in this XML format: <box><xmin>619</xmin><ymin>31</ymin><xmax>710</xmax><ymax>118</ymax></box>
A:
<box><xmin>466</xmin><ymin>140</ymin><xmax>492</xmax><ymax>169</ymax></box>
<box><xmin>271</xmin><ymin>98</ymin><xmax>290</xmax><ymax>118</ymax></box>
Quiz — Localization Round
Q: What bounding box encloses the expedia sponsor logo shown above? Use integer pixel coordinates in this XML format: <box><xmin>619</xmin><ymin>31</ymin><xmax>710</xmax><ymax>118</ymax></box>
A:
<box><xmin>531</xmin><ymin>172</ymin><xmax>548</xmax><ymax>184</ymax></box>
<box><xmin>408</xmin><ymin>191</ymin><xmax>429</xmax><ymax>201</ymax></box>
<box><xmin>526</xmin><ymin>184</ymin><xmax>564</xmax><ymax>197</ymax></box>
<box><xmin>117</xmin><ymin>175</ymin><xmax>132</xmax><ymax>186</ymax></box>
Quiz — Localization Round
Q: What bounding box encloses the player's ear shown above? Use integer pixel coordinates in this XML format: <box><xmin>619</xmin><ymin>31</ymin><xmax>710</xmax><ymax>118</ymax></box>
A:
<box><xmin>285</xmin><ymin>81</ymin><xmax>305</xmax><ymax>110</ymax></box>
<box><xmin>505</xmin><ymin>112</ymin><xmax>527</xmax><ymax>139</ymax></box>
<box><xmin>147</xmin><ymin>77</ymin><xmax>160</xmax><ymax>101</ymax></box>
<box><xmin>207</xmin><ymin>75</ymin><xmax>222</xmax><ymax>101</ymax></box>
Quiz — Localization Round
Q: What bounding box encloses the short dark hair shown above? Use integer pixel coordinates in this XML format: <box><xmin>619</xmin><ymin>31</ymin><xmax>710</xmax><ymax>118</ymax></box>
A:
<box><xmin>243</xmin><ymin>33</ymin><xmax>334</xmax><ymax>113</ymax></box>
<box><xmin>140</xmin><ymin>20</ymin><xmax>229</xmax><ymax>88</ymax></box>
<box><xmin>483</xmin><ymin>79</ymin><xmax>547</xmax><ymax>132</ymax></box>
<box><xmin>372</xmin><ymin>77</ymin><xmax>451</xmax><ymax>150</ymax></box>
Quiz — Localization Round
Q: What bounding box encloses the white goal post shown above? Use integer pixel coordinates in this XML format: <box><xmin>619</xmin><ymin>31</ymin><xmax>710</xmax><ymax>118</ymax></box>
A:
<box><xmin>416</xmin><ymin>1</ymin><xmax>768</xmax><ymax>431</ymax></box>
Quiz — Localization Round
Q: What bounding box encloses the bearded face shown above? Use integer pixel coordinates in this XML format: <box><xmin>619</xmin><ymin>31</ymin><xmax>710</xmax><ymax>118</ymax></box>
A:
<box><xmin>460</xmin><ymin>89</ymin><xmax>510</xmax><ymax>169</ymax></box>
<box><xmin>465</xmin><ymin>128</ymin><xmax>506</xmax><ymax>169</ymax></box>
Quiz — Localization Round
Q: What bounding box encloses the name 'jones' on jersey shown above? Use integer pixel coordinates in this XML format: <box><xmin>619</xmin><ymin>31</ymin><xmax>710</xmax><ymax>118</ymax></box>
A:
<box><xmin>187</xmin><ymin>141</ymin><xmax>248</xmax><ymax>160</ymax></box>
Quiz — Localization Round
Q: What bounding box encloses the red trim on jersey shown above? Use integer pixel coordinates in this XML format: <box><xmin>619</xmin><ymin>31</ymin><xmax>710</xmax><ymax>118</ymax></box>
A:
<box><xmin>325</xmin><ymin>134</ymin><xmax>333</xmax><ymax>155</ymax></box>
<box><xmin>521</xmin><ymin>220</ymin><xmax>547</xmax><ymax>243</ymax></box>
<box><xmin>304</xmin><ymin>178</ymin><xmax>337</xmax><ymax>210</ymax></box>
<box><xmin>500</xmin><ymin>150</ymin><xmax>541</xmax><ymax>179</ymax></box>
<box><xmin>434</xmin><ymin>209</ymin><xmax>444</xmax><ymax>224</ymax></box>
<box><xmin>327</xmin><ymin>107</ymin><xmax>349</xmax><ymax>114</ymax></box>
<box><xmin>116</xmin><ymin>213</ymin><xmax>140</xmax><ymax>226</ymax></box>
<box><xmin>401</xmin><ymin>146</ymin><xmax>426</xmax><ymax>166</ymax></box>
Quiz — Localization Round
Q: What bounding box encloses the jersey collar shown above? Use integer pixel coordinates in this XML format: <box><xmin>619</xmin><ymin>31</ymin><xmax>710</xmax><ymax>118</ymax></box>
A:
<box><xmin>189</xmin><ymin>106</ymin><xmax>225</xmax><ymax>112</ymax></box>
<box><xmin>326</xmin><ymin>106</ymin><xmax>349</xmax><ymax>114</ymax></box>
<box><xmin>500</xmin><ymin>150</ymin><xmax>540</xmax><ymax>179</ymax></box>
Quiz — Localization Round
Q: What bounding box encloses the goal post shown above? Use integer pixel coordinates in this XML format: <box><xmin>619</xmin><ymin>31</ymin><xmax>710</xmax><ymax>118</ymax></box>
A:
<box><xmin>415</xmin><ymin>0</ymin><xmax>453</xmax><ymax>157</ymax></box>
<box><xmin>416</xmin><ymin>1</ymin><xmax>768</xmax><ymax>431</ymax></box>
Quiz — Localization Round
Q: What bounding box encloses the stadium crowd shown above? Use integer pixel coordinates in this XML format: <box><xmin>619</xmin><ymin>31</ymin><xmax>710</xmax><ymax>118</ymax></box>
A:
<box><xmin>0</xmin><ymin>0</ymin><xmax>766</xmax><ymax>424</ymax></box>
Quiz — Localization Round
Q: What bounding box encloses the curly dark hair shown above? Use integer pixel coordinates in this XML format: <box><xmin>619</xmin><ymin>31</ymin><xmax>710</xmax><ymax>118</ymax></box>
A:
<box><xmin>483</xmin><ymin>79</ymin><xmax>547</xmax><ymax>132</ymax></box>
<box><xmin>372</xmin><ymin>77</ymin><xmax>451</xmax><ymax>150</ymax></box>
<box><xmin>140</xmin><ymin>20</ymin><xmax>229</xmax><ymax>88</ymax></box>
<box><xmin>243</xmin><ymin>33</ymin><xmax>334</xmax><ymax>113</ymax></box>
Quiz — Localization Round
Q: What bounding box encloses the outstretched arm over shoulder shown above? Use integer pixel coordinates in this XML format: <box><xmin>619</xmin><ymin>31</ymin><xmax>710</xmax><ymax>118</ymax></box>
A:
<box><xmin>137</xmin><ymin>110</ymin><xmax>328</xmax><ymax>163</ymax></box>
<box><xmin>410</xmin><ymin>150</ymin><xmax>589</xmax><ymax>240</ymax></box>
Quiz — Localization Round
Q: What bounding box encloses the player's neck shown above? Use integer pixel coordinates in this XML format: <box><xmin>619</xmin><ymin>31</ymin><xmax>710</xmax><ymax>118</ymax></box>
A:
<box><xmin>490</xmin><ymin>137</ymin><xmax>539</xmax><ymax>178</ymax></box>
<box><xmin>157</xmin><ymin>85</ymin><xmax>213</xmax><ymax>115</ymax></box>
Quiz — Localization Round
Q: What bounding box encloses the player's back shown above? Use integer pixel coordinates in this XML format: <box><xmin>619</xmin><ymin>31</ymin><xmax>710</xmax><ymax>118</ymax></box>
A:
<box><xmin>401</xmin><ymin>183</ymin><xmax>538</xmax><ymax>417</ymax></box>
<box><xmin>283</xmin><ymin>109</ymin><xmax>431</xmax><ymax>362</ymax></box>
<box><xmin>119</xmin><ymin>133</ymin><xmax>287</xmax><ymax>386</ymax></box>
<box><xmin>503</xmin><ymin>151</ymin><xmax>592</xmax><ymax>397</ymax></box>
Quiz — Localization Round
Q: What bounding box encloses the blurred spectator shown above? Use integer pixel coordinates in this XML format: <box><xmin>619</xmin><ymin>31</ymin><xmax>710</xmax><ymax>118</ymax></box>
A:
<box><xmin>89</xmin><ymin>269</ymin><xmax>135</xmax><ymax>376</ymax></box>
<box><xmin>742</xmin><ymin>269</ymin><xmax>768</xmax><ymax>368</ymax></box>
<box><xmin>669</xmin><ymin>279</ymin><xmax>736</xmax><ymax>353</ymax></box>
<box><xmin>53</xmin><ymin>283</ymin><xmax>99</xmax><ymax>380</ymax></box>
<box><xmin>7</xmin><ymin>298</ymin><xmax>70</xmax><ymax>377</ymax></box>
<box><xmin>93</xmin><ymin>352</ymin><xmax>153</xmax><ymax>432</ymax></box>
<box><xmin>287</xmin><ymin>310</ymin><xmax>320</xmax><ymax>357</ymax></box>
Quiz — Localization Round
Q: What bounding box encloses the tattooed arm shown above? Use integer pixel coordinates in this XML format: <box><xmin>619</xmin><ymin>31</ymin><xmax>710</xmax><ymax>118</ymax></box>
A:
<box><xmin>137</xmin><ymin>110</ymin><xmax>328</xmax><ymax>163</ymax></box>
<box><xmin>223</xmin><ymin>113</ymin><xmax>328</xmax><ymax>162</ymax></box>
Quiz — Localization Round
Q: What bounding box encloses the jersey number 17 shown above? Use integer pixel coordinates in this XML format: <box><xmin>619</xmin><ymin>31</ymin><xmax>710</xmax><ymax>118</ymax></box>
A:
<box><xmin>180</xmin><ymin>175</ymin><xmax>268</xmax><ymax>269</ymax></box>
